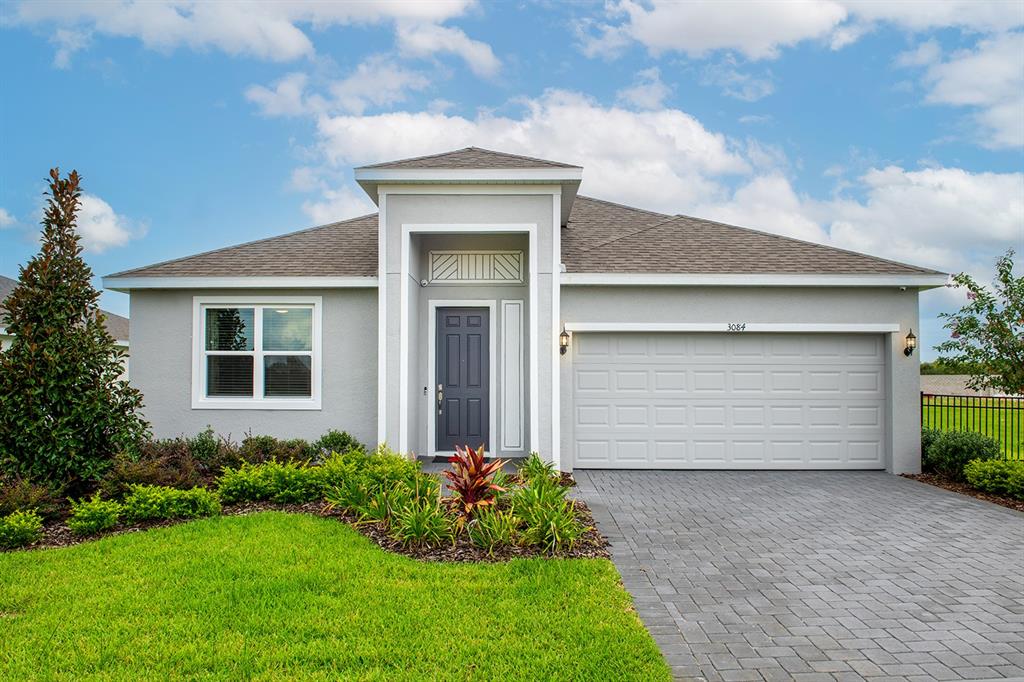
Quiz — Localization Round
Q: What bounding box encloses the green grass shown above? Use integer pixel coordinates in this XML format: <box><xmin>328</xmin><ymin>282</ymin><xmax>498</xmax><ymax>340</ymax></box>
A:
<box><xmin>922</xmin><ymin>396</ymin><xmax>1024</xmax><ymax>459</ymax></box>
<box><xmin>0</xmin><ymin>512</ymin><xmax>670</xmax><ymax>681</ymax></box>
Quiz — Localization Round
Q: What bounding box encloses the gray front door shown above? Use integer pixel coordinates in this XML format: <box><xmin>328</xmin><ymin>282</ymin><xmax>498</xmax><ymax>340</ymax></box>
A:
<box><xmin>436</xmin><ymin>307</ymin><xmax>490</xmax><ymax>451</ymax></box>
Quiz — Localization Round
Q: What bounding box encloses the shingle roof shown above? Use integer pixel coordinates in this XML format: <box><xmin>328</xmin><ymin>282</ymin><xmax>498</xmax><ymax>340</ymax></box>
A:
<box><xmin>357</xmin><ymin>147</ymin><xmax>581</xmax><ymax>170</ymax></box>
<box><xmin>106</xmin><ymin>195</ymin><xmax>941</xmax><ymax>280</ymax></box>
<box><xmin>0</xmin><ymin>274</ymin><xmax>131</xmax><ymax>340</ymax></box>
<box><xmin>107</xmin><ymin>213</ymin><xmax>378</xmax><ymax>278</ymax></box>
<box><xmin>563</xmin><ymin>196</ymin><xmax>943</xmax><ymax>275</ymax></box>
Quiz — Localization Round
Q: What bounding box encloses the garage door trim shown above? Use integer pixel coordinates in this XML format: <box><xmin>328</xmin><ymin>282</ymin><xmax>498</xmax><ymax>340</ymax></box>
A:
<box><xmin>564</xmin><ymin>322</ymin><xmax>901</xmax><ymax>333</ymax></box>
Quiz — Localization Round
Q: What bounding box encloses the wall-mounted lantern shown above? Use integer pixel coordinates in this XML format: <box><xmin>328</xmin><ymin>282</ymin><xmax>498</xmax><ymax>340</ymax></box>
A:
<box><xmin>904</xmin><ymin>329</ymin><xmax>917</xmax><ymax>357</ymax></box>
<box><xmin>559</xmin><ymin>329</ymin><xmax>570</xmax><ymax>355</ymax></box>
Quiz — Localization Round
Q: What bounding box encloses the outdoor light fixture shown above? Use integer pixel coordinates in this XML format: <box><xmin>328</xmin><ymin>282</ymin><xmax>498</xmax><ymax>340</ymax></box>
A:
<box><xmin>559</xmin><ymin>329</ymin><xmax>570</xmax><ymax>355</ymax></box>
<box><xmin>904</xmin><ymin>329</ymin><xmax>917</xmax><ymax>357</ymax></box>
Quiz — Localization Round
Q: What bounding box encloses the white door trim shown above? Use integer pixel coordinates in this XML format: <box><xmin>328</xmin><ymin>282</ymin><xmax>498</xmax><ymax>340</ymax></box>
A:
<box><xmin>400</xmin><ymin>222</ymin><xmax>538</xmax><ymax>456</ymax></box>
<box><xmin>427</xmin><ymin>299</ymin><xmax>498</xmax><ymax>459</ymax></box>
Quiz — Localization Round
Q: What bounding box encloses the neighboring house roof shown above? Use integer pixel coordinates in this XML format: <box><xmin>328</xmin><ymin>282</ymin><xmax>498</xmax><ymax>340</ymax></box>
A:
<box><xmin>357</xmin><ymin>147</ymin><xmax>582</xmax><ymax>170</ymax></box>
<box><xmin>107</xmin><ymin>196</ymin><xmax>941</xmax><ymax>280</ymax></box>
<box><xmin>0</xmin><ymin>274</ymin><xmax>131</xmax><ymax>341</ymax></box>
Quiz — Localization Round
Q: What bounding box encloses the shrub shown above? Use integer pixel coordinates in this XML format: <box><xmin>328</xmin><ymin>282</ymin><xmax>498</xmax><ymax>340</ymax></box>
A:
<box><xmin>443</xmin><ymin>444</ymin><xmax>506</xmax><ymax>515</ymax></box>
<box><xmin>518</xmin><ymin>452</ymin><xmax>556</xmax><ymax>484</ymax></box>
<box><xmin>511</xmin><ymin>477</ymin><xmax>569</xmax><ymax>525</ymax></box>
<box><xmin>964</xmin><ymin>459</ymin><xmax>1024</xmax><ymax>500</ymax></box>
<box><xmin>313</xmin><ymin>430</ymin><xmax>363</xmax><ymax>456</ymax></box>
<box><xmin>67</xmin><ymin>495</ymin><xmax>122</xmax><ymax>536</ymax></box>
<box><xmin>239</xmin><ymin>435</ymin><xmax>313</xmax><ymax>464</ymax></box>
<box><xmin>122</xmin><ymin>485</ymin><xmax>221</xmax><ymax>522</ymax></box>
<box><xmin>0</xmin><ymin>169</ymin><xmax>149</xmax><ymax>488</ymax></box>
<box><xmin>520</xmin><ymin>501</ymin><xmax>585</xmax><ymax>554</ymax></box>
<box><xmin>468</xmin><ymin>506</ymin><xmax>519</xmax><ymax>554</ymax></box>
<box><xmin>0</xmin><ymin>509</ymin><xmax>44</xmax><ymax>549</ymax></box>
<box><xmin>187</xmin><ymin>427</ymin><xmax>221</xmax><ymax>464</ymax></box>
<box><xmin>391</xmin><ymin>500</ymin><xmax>454</xmax><ymax>548</ymax></box>
<box><xmin>217</xmin><ymin>460</ymin><xmax>322</xmax><ymax>504</ymax></box>
<box><xmin>0</xmin><ymin>478</ymin><xmax>65</xmax><ymax>522</ymax></box>
<box><xmin>920</xmin><ymin>429</ymin><xmax>942</xmax><ymax>472</ymax></box>
<box><xmin>926</xmin><ymin>430</ymin><xmax>1000</xmax><ymax>481</ymax></box>
<box><xmin>99</xmin><ymin>445</ymin><xmax>206</xmax><ymax>499</ymax></box>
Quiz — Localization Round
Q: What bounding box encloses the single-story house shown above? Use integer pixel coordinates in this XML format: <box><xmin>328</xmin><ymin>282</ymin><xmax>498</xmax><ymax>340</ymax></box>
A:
<box><xmin>1</xmin><ymin>276</ymin><xmax>131</xmax><ymax>377</ymax></box>
<box><xmin>104</xmin><ymin>148</ymin><xmax>947</xmax><ymax>473</ymax></box>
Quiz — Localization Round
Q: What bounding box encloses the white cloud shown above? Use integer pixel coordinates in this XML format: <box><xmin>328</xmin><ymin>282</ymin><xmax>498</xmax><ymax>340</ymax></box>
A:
<box><xmin>311</xmin><ymin>89</ymin><xmax>749</xmax><ymax>211</ymax></box>
<box><xmin>49</xmin><ymin>27</ymin><xmax>90</xmax><ymax>68</ymax></box>
<box><xmin>909</xmin><ymin>32</ymin><xmax>1024</xmax><ymax>149</ymax></box>
<box><xmin>580</xmin><ymin>0</ymin><xmax>1022</xmax><ymax>61</ymax></box>
<box><xmin>76</xmin><ymin>194</ymin><xmax>145</xmax><ymax>253</ymax></box>
<box><xmin>245</xmin><ymin>72</ymin><xmax>311</xmax><ymax>117</ymax></box>
<box><xmin>615</xmin><ymin>67</ymin><xmax>670</xmax><ymax>109</ymax></box>
<box><xmin>701</xmin><ymin>61</ymin><xmax>775</xmax><ymax>101</ymax></box>
<box><xmin>395</xmin><ymin>22</ymin><xmax>500</xmax><ymax>77</ymax></box>
<box><xmin>12</xmin><ymin>0</ymin><xmax>485</xmax><ymax>67</ymax></box>
<box><xmin>301</xmin><ymin>185</ymin><xmax>376</xmax><ymax>225</ymax></box>
<box><xmin>0</xmin><ymin>208</ymin><xmax>15</xmax><ymax>228</ymax></box>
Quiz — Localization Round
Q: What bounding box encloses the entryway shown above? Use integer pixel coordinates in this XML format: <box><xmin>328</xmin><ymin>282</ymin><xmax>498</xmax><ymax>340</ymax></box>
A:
<box><xmin>434</xmin><ymin>306</ymin><xmax>490</xmax><ymax>452</ymax></box>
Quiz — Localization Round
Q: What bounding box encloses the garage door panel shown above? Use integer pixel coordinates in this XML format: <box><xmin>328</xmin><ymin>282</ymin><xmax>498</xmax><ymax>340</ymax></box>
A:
<box><xmin>571</xmin><ymin>332</ymin><xmax>886</xmax><ymax>470</ymax></box>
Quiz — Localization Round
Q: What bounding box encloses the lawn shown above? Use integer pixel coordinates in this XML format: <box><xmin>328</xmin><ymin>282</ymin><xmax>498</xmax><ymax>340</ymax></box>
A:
<box><xmin>921</xmin><ymin>395</ymin><xmax>1024</xmax><ymax>459</ymax></box>
<box><xmin>0</xmin><ymin>512</ymin><xmax>670</xmax><ymax>681</ymax></box>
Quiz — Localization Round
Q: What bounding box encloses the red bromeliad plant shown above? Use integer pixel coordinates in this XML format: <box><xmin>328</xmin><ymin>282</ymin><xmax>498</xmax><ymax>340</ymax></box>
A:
<box><xmin>444</xmin><ymin>444</ymin><xmax>506</xmax><ymax>515</ymax></box>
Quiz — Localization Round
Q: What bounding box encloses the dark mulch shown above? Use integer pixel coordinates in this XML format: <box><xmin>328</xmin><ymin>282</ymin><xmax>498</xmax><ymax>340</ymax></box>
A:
<box><xmin>12</xmin><ymin>498</ymin><xmax>610</xmax><ymax>562</ymax></box>
<box><xmin>902</xmin><ymin>473</ymin><xmax>1024</xmax><ymax>513</ymax></box>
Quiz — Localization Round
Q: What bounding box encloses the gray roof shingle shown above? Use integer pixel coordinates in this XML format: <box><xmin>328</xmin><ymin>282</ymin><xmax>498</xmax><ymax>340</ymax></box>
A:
<box><xmin>357</xmin><ymin>147</ymin><xmax>581</xmax><ymax>170</ymax></box>
<box><xmin>106</xmin><ymin>194</ymin><xmax>941</xmax><ymax>280</ymax></box>
<box><xmin>1</xmin><ymin>274</ymin><xmax>130</xmax><ymax>340</ymax></box>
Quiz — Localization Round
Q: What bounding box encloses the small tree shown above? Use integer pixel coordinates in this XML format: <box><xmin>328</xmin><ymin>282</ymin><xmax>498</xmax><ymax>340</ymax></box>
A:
<box><xmin>0</xmin><ymin>169</ymin><xmax>149</xmax><ymax>488</ymax></box>
<box><xmin>935</xmin><ymin>250</ymin><xmax>1023</xmax><ymax>396</ymax></box>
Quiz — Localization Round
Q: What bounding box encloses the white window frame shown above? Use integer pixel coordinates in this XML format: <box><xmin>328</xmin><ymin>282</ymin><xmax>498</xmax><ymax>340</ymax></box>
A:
<box><xmin>191</xmin><ymin>296</ymin><xmax>322</xmax><ymax>410</ymax></box>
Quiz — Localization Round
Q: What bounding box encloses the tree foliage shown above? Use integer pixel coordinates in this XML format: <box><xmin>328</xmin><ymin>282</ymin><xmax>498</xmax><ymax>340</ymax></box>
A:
<box><xmin>935</xmin><ymin>250</ymin><xmax>1023</xmax><ymax>396</ymax></box>
<box><xmin>0</xmin><ymin>168</ymin><xmax>149</xmax><ymax>488</ymax></box>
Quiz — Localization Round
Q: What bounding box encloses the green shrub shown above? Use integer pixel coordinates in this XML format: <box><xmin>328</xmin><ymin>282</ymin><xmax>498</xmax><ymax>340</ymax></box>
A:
<box><xmin>67</xmin><ymin>495</ymin><xmax>122</xmax><ymax>536</ymax></box>
<box><xmin>240</xmin><ymin>435</ymin><xmax>313</xmax><ymax>464</ymax></box>
<box><xmin>0</xmin><ymin>509</ymin><xmax>44</xmax><ymax>549</ymax></box>
<box><xmin>520</xmin><ymin>501</ymin><xmax>585</xmax><ymax>553</ymax></box>
<box><xmin>920</xmin><ymin>428</ymin><xmax>942</xmax><ymax>471</ymax></box>
<box><xmin>187</xmin><ymin>427</ymin><xmax>221</xmax><ymax>463</ymax></box>
<box><xmin>390</xmin><ymin>500</ymin><xmax>454</xmax><ymax>548</ymax></box>
<box><xmin>216</xmin><ymin>460</ymin><xmax>322</xmax><ymax>504</ymax></box>
<box><xmin>324</xmin><ymin>476</ymin><xmax>371</xmax><ymax>514</ymax></box>
<box><xmin>518</xmin><ymin>452</ymin><xmax>557</xmax><ymax>484</ymax></box>
<box><xmin>313</xmin><ymin>430</ymin><xmax>363</xmax><ymax>456</ymax></box>
<box><xmin>926</xmin><ymin>430</ymin><xmax>1000</xmax><ymax>481</ymax></box>
<box><xmin>964</xmin><ymin>459</ymin><xmax>1024</xmax><ymax>500</ymax></box>
<box><xmin>0</xmin><ymin>478</ymin><xmax>65</xmax><ymax>521</ymax></box>
<box><xmin>468</xmin><ymin>506</ymin><xmax>519</xmax><ymax>554</ymax></box>
<box><xmin>122</xmin><ymin>485</ymin><xmax>221</xmax><ymax>522</ymax></box>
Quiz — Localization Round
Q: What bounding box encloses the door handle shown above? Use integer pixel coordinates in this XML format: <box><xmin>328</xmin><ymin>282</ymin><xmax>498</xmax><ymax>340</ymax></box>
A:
<box><xmin>436</xmin><ymin>384</ymin><xmax>444</xmax><ymax>415</ymax></box>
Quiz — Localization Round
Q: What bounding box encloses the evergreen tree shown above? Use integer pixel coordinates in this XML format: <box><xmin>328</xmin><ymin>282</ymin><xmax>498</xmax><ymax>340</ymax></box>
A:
<box><xmin>0</xmin><ymin>168</ymin><xmax>149</xmax><ymax>488</ymax></box>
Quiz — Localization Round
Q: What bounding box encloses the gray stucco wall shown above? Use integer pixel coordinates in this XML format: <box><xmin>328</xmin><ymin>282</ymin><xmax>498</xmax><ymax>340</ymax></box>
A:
<box><xmin>130</xmin><ymin>288</ymin><xmax>377</xmax><ymax>445</ymax></box>
<box><xmin>559</xmin><ymin>286</ymin><xmax>922</xmax><ymax>474</ymax></box>
<box><xmin>383</xmin><ymin>192</ymin><xmax>557</xmax><ymax>459</ymax></box>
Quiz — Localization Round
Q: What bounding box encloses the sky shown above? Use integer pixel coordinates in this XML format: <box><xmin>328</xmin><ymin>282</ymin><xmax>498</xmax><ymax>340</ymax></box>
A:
<box><xmin>1</xmin><ymin>0</ymin><xmax>1022</xmax><ymax>361</ymax></box>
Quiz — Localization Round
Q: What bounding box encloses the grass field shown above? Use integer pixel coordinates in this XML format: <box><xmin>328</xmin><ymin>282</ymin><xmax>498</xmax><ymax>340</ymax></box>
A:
<box><xmin>922</xmin><ymin>395</ymin><xmax>1024</xmax><ymax>459</ymax></box>
<box><xmin>0</xmin><ymin>512</ymin><xmax>670</xmax><ymax>681</ymax></box>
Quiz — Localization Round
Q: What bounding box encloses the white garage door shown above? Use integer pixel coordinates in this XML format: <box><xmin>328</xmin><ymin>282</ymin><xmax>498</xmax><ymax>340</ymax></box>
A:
<box><xmin>571</xmin><ymin>333</ymin><xmax>887</xmax><ymax>469</ymax></box>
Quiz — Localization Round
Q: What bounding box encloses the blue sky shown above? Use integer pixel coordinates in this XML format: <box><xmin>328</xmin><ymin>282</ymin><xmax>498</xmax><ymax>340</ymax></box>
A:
<box><xmin>1</xmin><ymin>1</ymin><xmax>1022</xmax><ymax>360</ymax></box>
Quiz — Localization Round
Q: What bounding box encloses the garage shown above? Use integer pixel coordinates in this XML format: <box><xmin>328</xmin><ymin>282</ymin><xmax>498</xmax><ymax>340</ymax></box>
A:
<box><xmin>570</xmin><ymin>332</ymin><xmax>887</xmax><ymax>469</ymax></box>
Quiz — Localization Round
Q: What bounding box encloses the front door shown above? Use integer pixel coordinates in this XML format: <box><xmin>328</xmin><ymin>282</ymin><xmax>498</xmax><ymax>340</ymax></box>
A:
<box><xmin>436</xmin><ymin>307</ymin><xmax>490</xmax><ymax>452</ymax></box>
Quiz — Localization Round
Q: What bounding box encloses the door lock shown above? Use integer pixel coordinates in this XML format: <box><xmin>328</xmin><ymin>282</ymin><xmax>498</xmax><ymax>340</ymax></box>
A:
<box><xmin>436</xmin><ymin>383</ymin><xmax>444</xmax><ymax>415</ymax></box>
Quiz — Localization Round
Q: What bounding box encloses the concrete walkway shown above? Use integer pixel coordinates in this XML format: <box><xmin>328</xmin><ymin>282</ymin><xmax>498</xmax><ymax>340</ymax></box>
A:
<box><xmin>574</xmin><ymin>470</ymin><xmax>1024</xmax><ymax>681</ymax></box>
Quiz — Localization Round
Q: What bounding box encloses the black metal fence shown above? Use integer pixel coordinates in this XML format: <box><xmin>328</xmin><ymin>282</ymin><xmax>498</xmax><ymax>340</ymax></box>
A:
<box><xmin>921</xmin><ymin>392</ymin><xmax>1024</xmax><ymax>459</ymax></box>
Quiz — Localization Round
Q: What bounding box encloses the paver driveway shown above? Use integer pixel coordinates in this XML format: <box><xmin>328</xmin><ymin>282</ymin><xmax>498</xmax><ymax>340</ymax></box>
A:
<box><xmin>574</xmin><ymin>471</ymin><xmax>1024</xmax><ymax>681</ymax></box>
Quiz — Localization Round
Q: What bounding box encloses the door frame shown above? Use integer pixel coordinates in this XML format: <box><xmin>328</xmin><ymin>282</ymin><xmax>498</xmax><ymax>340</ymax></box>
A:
<box><xmin>427</xmin><ymin>299</ymin><xmax>497</xmax><ymax>458</ymax></box>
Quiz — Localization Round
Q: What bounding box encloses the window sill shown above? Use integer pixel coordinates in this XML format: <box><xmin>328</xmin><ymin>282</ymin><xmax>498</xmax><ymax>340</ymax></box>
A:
<box><xmin>191</xmin><ymin>398</ymin><xmax>322</xmax><ymax>411</ymax></box>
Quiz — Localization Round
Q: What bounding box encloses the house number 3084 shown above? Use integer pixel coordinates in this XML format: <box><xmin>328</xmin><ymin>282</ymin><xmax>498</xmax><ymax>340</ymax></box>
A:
<box><xmin>727</xmin><ymin>323</ymin><xmax>747</xmax><ymax>332</ymax></box>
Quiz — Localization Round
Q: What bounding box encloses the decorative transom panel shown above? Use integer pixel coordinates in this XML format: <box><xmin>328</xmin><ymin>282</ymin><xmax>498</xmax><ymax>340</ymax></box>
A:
<box><xmin>429</xmin><ymin>251</ymin><xmax>524</xmax><ymax>284</ymax></box>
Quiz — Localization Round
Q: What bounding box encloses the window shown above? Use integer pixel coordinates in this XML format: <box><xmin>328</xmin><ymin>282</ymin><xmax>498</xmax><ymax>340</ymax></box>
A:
<box><xmin>192</xmin><ymin>297</ymin><xmax>321</xmax><ymax>409</ymax></box>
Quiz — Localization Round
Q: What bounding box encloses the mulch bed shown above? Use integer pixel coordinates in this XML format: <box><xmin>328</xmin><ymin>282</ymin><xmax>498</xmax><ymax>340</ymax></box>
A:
<box><xmin>902</xmin><ymin>473</ymin><xmax>1024</xmax><ymax>513</ymax></box>
<box><xmin>13</xmin><ymin>498</ymin><xmax>610</xmax><ymax>562</ymax></box>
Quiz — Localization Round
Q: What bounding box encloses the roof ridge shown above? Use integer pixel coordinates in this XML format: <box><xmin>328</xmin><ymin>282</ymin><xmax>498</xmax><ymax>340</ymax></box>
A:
<box><xmin>668</xmin><ymin>212</ymin><xmax>947</xmax><ymax>276</ymax></box>
<box><xmin>106</xmin><ymin>212</ymin><xmax>378</xmax><ymax>278</ymax></box>
<box><xmin>357</xmin><ymin>146</ymin><xmax>581</xmax><ymax>169</ymax></box>
<box><xmin>577</xmin><ymin>213</ymin><xmax>682</xmax><ymax>253</ymax></box>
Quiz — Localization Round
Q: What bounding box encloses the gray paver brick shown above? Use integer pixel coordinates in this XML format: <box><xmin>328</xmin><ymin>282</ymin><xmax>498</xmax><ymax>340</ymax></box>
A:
<box><xmin>574</xmin><ymin>470</ymin><xmax>1024</xmax><ymax>682</ymax></box>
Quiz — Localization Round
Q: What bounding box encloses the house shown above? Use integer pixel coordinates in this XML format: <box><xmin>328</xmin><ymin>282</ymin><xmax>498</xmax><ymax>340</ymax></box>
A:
<box><xmin>1</xmin><ymin>276</ymin><xmax>131</xmax><ymax>376</ymax></box>
<box><xmin>104</xmin><ymin>148</ymin><xmax>947</xmax><ymax>473</ymax></box>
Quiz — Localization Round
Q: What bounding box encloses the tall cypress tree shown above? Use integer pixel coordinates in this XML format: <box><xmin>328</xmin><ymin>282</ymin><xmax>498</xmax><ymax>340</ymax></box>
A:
<box><xmin>0</xmin><ymin>169</ymin><xmax>149</xmax><ymax>488</ymax></box>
